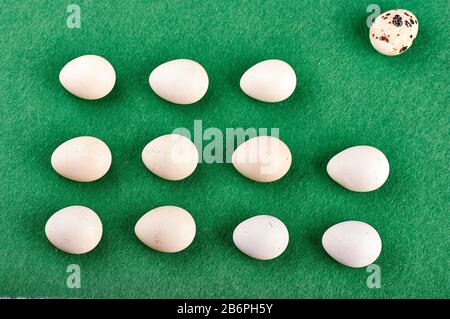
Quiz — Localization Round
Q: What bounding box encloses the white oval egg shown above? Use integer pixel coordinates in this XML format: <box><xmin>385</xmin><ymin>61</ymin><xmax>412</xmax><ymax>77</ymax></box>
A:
<box><xmin>142</xmin><ymin>134</ymin><xmax>198</xmax><ymax>181</ymax></box>
<box><xmin>149</xmin><ymin>59</ymin><xmax>209</xmax><ymax>104</ymax></box>
<box><xmin>233</xmin><ymin>215</ymin><xmax>289</xmax><ymax>260</ymax></box>
<box><xmin>59</xmin><ymin>55</ymin><xmax>116</xmax><ymax>100</ymax></box>
<box><xmin>327</xmin><ymin>145</ymin><xmax>389</xmax><ymax>192</ymax></box>
<box><xmin>322</xmin><ymin>221</ymin><xmax>382</xmax><ymax>268</ymax></box>
<box><xmin>45</xmin><ymin>205</ymin><xmax>103</xmax><ymax>254</ymax></box>
<box><xmin>51</xmin><ymin>136</ymin><xmax>112</xmax><ymax>182</ymax></box>
<box><xmin>370</xmin><ymin>9</ymin><xmax>419</xmax><ymax>56</ymax></box>
<box><xmin>135</xmin><ymin>206</ymin><xmax>196</xmax><ymax>253</ymax></box>
<box><xmin>240</xmin><ymin>59</ymin><xmax>296</xmax><ymax>103</ymax></box>
<box><xmin>232</xmin><ymin>136</ymin><xmax>292</xmax><ymax>182</ymax></box>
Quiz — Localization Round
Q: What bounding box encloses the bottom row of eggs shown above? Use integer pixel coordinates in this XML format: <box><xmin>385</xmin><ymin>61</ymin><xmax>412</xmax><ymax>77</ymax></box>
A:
<box><xmin>45</xmin><ymin>205</ymin><xmax>382</xmax><ymax>268</ymax></box>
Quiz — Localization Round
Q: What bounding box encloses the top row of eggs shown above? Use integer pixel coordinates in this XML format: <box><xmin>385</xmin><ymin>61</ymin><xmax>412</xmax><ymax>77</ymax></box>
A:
<box><xmin>60</xmin><ymin>56</ymin><xmax>296</xmax><ymax>104</ymax></box>
<box><xmin>58</xmin><ymin>9</ymin><xmax>419</xmax><ymax>102</ymax></box>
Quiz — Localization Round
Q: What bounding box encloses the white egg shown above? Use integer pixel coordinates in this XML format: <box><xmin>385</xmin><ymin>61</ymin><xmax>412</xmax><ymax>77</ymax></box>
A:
<box><xmin>51</xmin><ymin>136</ymin><xmax>112</xmax><ymax>182</ymax></box>
<box><xmin>142</xmin><ymin>134</ymin><xmax>198</xmax><ymax>181</ymax></box>
<box><xmin>370</xmin><ymin>9</ymin><xmax>419</xmax><ymax>56</ymax></box>
<box><xmin>45</xmin><ymin>205</ymin><xmax>103</xmax><ymax>254</ymax></box>
<box><xmin>240</xmin><ymin>59</ymin><xmax>296</xmax><ymax>103</ymax></box>
<box><xmin>59</xmin><ymin>55</ymin><xmax>116</xmax><ymax>100</ymax></box>
<box><xmin>149</xmin><ymin>59</ymin><xmax>209</xmax><ymax>104</ymax></box>
<box><xmin>322</xmin><ymin>221</ymin><xmax>382</xmax><ymax>268</ymax></box>
<box><xmin>233</xmin><ymin>215</ymin><xmax>289</xmax><ymax>260</ymax></box>
<box><xmin>232</xmin><ymin>136</ymin><xmax>292</xmax><ymax>182</ymax></box>
<box><xmin>135</xmin><ymin>206</ymin><xmax>196</xmax><ymax>253</ymax></box>
<box><xmin>327</xmin><ymin>145</ymin><xmax>389</xmax><ymax>192</ymax></box>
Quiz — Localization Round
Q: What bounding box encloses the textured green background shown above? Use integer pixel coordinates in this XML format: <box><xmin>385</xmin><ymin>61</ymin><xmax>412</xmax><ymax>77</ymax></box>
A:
<box><xmin>0</xmin><ymin>0</ymin><xmax>448</xmax><ymax>298</ymax></box>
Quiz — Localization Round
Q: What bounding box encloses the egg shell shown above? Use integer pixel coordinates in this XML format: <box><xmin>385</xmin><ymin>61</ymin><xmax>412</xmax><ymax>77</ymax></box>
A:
<box><xmin>135</xmin><ymin>206</ymin><xmax>196</xmax><ymax>253</ymax></box>
<box><xmin>149</xmin><ymin>59</ymin><xmax>209</xmax><ymax>104</ymax></box>
<box><xmin>322</xmin><ymin>221</ymin><xmax>382</xmax><ymax>268</ymax></box>
<box><xmin>240</xmin><ymin>59</ymin><xmax>296</xmax><ymax>103</ymax></box>
<box><xmin>232</xmin><ymin>136</ymin><xmax>292</xmax><ymax>182</ymax></box>
<box><xmin>142</xmin><ymin>134</ymin><xmax>199</xmax><ymax>181</ymax></box>
<box><xmin>233</xmin><ymin>215</ymin><xmax>289</xmax><ymax>260</ymax></box>
<box><xmin>59</xmin><ymin>55</ymin><xmax>116</xmax><ymax>100</ymax></box>
<box><xmin>51</xmin><ymin>136</ymin><xmax>112</xmax><ymax>182</ymax></box>
<box><xmin>369</xmin><ymin>9</ymin><xmax>419</xmax><ymax>56</ymax></box>
<box><xmin>327</xmin><ymin>145</ymin><xmax>389</xmax><ymax>192</ymax></box>
<box><xmin>45</xmin><ymin>206</ymin><xmax>103</xmax><ymax>254</ymax></box>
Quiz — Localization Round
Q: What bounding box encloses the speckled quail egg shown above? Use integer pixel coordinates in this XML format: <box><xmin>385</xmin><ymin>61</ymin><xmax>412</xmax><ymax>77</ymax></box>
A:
<box><xmin>369</xmin><ymin>9</ymin><xmax>419</xmax><ymax>56</ymax></box>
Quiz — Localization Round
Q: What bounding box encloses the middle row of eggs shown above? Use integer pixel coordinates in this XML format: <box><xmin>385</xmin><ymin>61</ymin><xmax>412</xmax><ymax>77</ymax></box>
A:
<box><xmin>59</xmin><ymin>55</ymin><xmax>297</xmax><ymax>104</ymax></box>
<box><xmin>51</xmin><ymin>135</ymin><xmax>390</xmax><ymax>192</ymax></box>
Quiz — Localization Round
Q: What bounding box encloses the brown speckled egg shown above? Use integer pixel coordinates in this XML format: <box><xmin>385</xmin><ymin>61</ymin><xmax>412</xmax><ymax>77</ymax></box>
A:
<box><xmin>369</xmin><ymin>9</ymin><xmax>419</xmax><ymax>56</ymax></box>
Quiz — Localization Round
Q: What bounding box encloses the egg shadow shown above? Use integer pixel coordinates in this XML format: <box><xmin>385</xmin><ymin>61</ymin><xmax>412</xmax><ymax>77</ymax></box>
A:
<box><xmin>22</xmin><ymin>200</ymin><xmax>59</xmax><ymax>247</ymax></box>
<box><xmin>215</xmin><ymin>220</ymin><xmax>237</xmax><ymax>248</ymax></box>
<box><xmin>118</xmin><ymin>208</ymin><xmax>144</xmax><ymax>248</ymax></box>
<box><xmin>132</xmin><ymin>56</ymin><xmax>160</xmax><ymax>98</ymax></box>
<box><xmin>208</xmin><ymin>206</ymin><xmax>252</xmax><ymax>259</ymax></box>
<box><xmin>311</xmin><ymin>149</ymin><xmax>336</xmax><ymax>180</ymax></box>
<box><xmin>303</xmin><ymin>220</ymin><xmax>338</xmax><ymax>266</ymax></box>
<box><xmin>342</xmin><ymin>10</ymin><xmax>375</xmax><ymax>54</ymax></box>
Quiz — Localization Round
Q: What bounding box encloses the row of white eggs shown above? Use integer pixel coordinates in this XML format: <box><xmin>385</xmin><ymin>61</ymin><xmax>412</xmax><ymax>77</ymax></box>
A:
<box><xmin>60</xmin><ymin>56</ymin><xmax>296</xmax><ymax>104</ymax></box>
<box><xmin>45</xmin><ymin>205</ymin><xmax>381</xmax><ymax>268</ymax></box>
<box><xmin>51</xmin><ymin>135</ymin><xmax>390</xmax><ymax>192</ymax></box>
<box><xmin>58</xmin><ymin>10</ymin><xmax>419</xmax><ymax>103</ymax></box>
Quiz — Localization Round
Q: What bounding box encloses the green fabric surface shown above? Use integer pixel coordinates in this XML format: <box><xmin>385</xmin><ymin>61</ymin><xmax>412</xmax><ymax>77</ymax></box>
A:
<box><xmin>0</xmin><ymin>0</ymin><xmax>449</xmax><ymax>298</ymax></box>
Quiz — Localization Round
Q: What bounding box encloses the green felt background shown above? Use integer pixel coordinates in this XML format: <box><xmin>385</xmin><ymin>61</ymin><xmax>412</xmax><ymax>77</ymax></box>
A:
<box><xmin>0</xmin><ymin>0</ymin><xmax>448</xmax><ymax>298</ymax></box>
